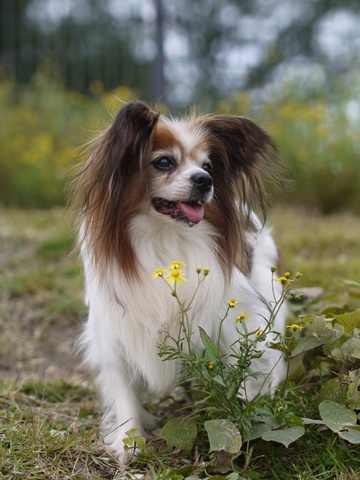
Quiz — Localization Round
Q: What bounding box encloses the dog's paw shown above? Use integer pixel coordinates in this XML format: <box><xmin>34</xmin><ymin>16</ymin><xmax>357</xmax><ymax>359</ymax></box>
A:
<box><xmin>105</xmin><ymin>438</ymin><xmax>140</xmax><ymax>464</ymax></box>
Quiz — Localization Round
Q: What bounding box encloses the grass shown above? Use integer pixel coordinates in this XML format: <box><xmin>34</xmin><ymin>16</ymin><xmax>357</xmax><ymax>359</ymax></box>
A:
<box><xmin>1</xmin><ymin>206</ymin><xmax>360</xmax><ymax>479</ymax></box>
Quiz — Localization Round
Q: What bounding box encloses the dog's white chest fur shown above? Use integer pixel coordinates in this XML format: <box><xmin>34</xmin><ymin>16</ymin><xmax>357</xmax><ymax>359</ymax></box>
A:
<box><xmin>82</xmin><ymin>216</ymin><xmax>229</xmax><ymax>393</ymax></box>
<box><xmin>82</xmin><ymin>213</ymin><xmax>285</xmax><ymax>398</ymax></box>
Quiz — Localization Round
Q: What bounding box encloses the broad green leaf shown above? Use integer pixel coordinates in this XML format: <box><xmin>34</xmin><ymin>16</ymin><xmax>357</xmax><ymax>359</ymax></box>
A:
<box><xmin>312</xmin><ymin>316</ymin><xmax>344</xmax><ymax>345</ymax></box>
<box><xmin>335</xmin><ymin>309</ymin><xmax>360</xmax><ymax>334</ymax></box>
<box><xmin>226</xmin><ymin>473</ymin><xmax>240</xmax><ymax>480</ymax></box>
<box><xmin>319</xmin><ymin>401</ymin><xmax>357</xmax><ymax>432</ymax></box>
<box><xmin>318</xmin><ymin>377</ymin><xmax>348</xmax><ymax>405</ymax></box>
<box><xmin>341</xmin><ymin>337</ymin><xmax>360</xmax><ymax>359</ymax></box>
<box><xmin>319</xmin><ymin>304</ymin><xmax>350</xmax><ymax>316</ymax></box>
<box><xmin>199</xmin><ymin>327</ymin><xmax>220</xmax><ymax>362</ymax></box>
<box><xmin>123</xmin><ymin>428</ymin><xmax>146</xmax><ymax>449</ymax></box>
<box><xmin>261</xmin><ymin>426</ymin><xmax>305</xmax><ymax>447</ymax></box>
<box><xmin>204</xmin><ymin>419</ymin><xmax>242</xmax><ymax>453</ymax></box>
<box><xmin>161</xmin><ymin>417</ymin><xmax>197</xmax><ymax>451</ymax></box>
<box><xmin>339</xmin><ymin>427</ymin><xmax>360</xmax><ymax>444</ymax></box>
<box><xmin>165</xmin><ymin>465</ymin><xmax>195</xmax><ymax>477</ymax></box>
<box><xmin>287</xmin><ymin>353</ymin><xmax>306</xmax><ymax>380</ymax></box>
<box><xmin>347</xmin><ymin>374</ymin><xmax>360</xmax><ymax>409</ymax></box>
<box><xmin>245</xmin><ymin>421</ymin><xmax>273</xmax><ymax>441</ymax></box>
<box><xmin>291</xmin><ymin>335</ymin><xmax>323</xmax><ymax>357</ymax></box>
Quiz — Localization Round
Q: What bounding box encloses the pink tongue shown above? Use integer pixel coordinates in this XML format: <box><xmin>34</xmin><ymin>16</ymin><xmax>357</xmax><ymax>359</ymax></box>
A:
<box><xmin>178</xmin><ymin>202</ymin><xmax>205</xmax><ymax>223</ymax></box>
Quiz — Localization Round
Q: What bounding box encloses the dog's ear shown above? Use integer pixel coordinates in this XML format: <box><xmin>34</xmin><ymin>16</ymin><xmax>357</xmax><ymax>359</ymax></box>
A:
<box><xmin>69</xmin><ymin>102</ymin><xmax>160</xmax><ymax>279</ymax></box>
<box><xmin>100</xmin><ymin>101</ymin><xmax>160</xmax><ymax>183</ymax></box>
<box><xmin>198</xmin><ymin>115</ymin><xmax>283</xmax><ymax>217</ymax></box>
<box><xmin>77</xmin><ymin>101</ymin><xmax>159</xmax><ymax>209</ymax></box>
<box><xmin>198</xmin><ymin>115</ymin><xmax>277</xmax><ymax>173</ymax></box>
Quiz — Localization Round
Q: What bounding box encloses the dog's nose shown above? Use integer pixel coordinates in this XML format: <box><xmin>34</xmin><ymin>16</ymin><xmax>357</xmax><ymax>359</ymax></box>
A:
<box><xmin>191</xmin><ymin>173</ymin><xmax>213</xmax><ymax>193</ymax></box>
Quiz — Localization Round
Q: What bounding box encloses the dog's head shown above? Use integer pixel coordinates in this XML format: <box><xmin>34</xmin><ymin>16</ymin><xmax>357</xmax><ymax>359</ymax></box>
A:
<box><xmin>70</xmin><ymin>101</ymin><xmax>283</xmax><ymax>279</ymax></box>
<box><xmin>150</xmin><ymin>119</ymin><xmax>214</xmax><ymax>226</ymax></box>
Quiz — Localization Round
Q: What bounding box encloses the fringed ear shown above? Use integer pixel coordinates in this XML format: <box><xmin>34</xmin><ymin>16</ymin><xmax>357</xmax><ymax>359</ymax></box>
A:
<box><xmin>196</xmin><ymin>115</ymin><xmax>284</xmax><ymax>277</ymax></box>
<box><xmin>86</xmin><ymin>101</ymin><xmax>160</xmax><ymax>208</ymax></box>
<box><xmin>69</xmin><ymin>101</ymin><xmax>159</xmax><ymax>280</ymax></box>
<box><xmin>197</xmin><ymin>115</ymin><xmax>283</xmax><ymax>222</ymax></box>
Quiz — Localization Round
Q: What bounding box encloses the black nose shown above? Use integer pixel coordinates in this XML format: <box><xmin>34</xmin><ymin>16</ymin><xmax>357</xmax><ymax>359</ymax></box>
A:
<box><xmin>191</xmin><ymin>173</ymin><xmax>213</xmax><ymax>194</ymax></box>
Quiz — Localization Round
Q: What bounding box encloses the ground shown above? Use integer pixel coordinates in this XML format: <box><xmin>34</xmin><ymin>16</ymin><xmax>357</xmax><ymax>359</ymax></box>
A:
<box><xmin>1</xmin><ymin>206</ymin><xmax>360</xmax><ymax>479</ymax></box>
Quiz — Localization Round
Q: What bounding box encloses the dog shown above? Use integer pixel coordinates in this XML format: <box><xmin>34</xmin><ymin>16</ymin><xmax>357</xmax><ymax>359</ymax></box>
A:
<box><xmin>70</xmin><ymin>101</ymin><xmax>287</xmax><ymax>462</ymax></box>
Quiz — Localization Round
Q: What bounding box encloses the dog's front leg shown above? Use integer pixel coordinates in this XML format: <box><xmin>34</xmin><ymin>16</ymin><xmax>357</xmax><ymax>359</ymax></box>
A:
<box><xmin>96</xmin><ymin>366</ymin><xmax>154</xmax><ymax>463</ymax></box>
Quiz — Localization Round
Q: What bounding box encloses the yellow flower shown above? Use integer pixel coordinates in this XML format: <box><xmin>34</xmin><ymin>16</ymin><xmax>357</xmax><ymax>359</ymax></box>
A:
<box><xmin>287</xmin><ymin>324</ymin><xmax>304</xmax><ymax>331</ymax></box>
<box><xmin>295</xmin><ymin>272</ymin><xmax>302</xmax><ymax>279</ymax></box>
<box><xmin>235</xmin><ymin>311</ymin><xmax>249</xmax><ymax>323</ymax></box>
<box><xmin>196</xmin><ymin>267</ymin><xmax>201</xmax><ymax>274</ymax></box>
<box><xmin>152</xmin><ymin>268</ymin><xmax>166</xmax><ymax>279</ymax></box>
<box><xmin>255</xmin><ymin>329</ymin><xmax>264</xmax><ymax>337</ymax></box>
<box><xmin>228</xmin><ymin>299</ymin><xmax>238</xmax><ymax>308</ymax></box>
<box><xmin>274</xmin><ymin>276</ymin><xmax>293</xmax><ymax>285</ymax></box>
<box><xmin>165</xmin><ymin>268</ymin><xmax>186</xmax><ymax>286</ymax></box>
<box><xmin>168</xmin><ymin>261</ymin><xmax>187</xmax><ymax>270</ymax></box>
<box><xmin>271</xmin><ymin>266</ymin><xmax>277</xmax><ymax>273</ymax></box>
<box><xmin>203</xmin><ymin>267</ymin><xmax>210</xmax><ymax>276</ymax></box>
<box><xmin>284</xmin><ymin>272</ymin><xmax>291</xmax><ymax>279</ymax></box>
<box><xmin>208</xmin><ymin>361</ymin><xmax>214</xmax><ymax>369</ymax></box>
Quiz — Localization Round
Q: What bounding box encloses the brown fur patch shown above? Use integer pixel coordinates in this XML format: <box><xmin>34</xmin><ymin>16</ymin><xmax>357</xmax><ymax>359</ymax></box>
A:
<box><xmin>68</xmin><ymin>102</ymin><xmax>159</xmax><ymax>282</ymax></box>
<box><xmin>197</xmin><ymin>114</ymin><xmax>284</xmax><ymax>277</ymax></box>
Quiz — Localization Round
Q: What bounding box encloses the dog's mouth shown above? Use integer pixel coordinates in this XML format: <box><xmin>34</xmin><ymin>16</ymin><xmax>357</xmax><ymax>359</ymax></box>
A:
<box><xmin>152</xmin><ymin>197</ymin><xmax>205</xmax><ymax>225</ymax></box>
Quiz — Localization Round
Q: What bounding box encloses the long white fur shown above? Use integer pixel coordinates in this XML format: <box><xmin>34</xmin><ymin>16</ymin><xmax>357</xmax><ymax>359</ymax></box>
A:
<box><xmin>79</xmin><ymin>211</ymin><xmax>286</xmax><ymax>462</ymax></box>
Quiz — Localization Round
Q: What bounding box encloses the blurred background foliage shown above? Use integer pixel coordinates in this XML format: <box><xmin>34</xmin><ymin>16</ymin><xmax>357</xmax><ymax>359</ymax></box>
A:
<box><xmin>0</xmin><ymin>0</ymin><xmax>360</xmax><ymax>213</ymax></box>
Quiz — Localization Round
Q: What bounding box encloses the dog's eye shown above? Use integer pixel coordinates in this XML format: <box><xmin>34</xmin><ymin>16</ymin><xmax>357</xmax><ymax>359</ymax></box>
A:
<box><xmin>153</xmin><ymin>156</ymin><xmax>175</xmax><ymax>171</ymax></box>
<box><xmin>202</xmin><ymin>162</ymin><xmax>212</xmax><ymax>173</ymax></box>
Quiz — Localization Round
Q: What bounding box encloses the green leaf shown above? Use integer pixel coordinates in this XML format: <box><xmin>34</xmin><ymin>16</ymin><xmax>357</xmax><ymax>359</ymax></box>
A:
<box><xmin>339</xmin><ymin>427</ymin><xmax>360</xmax><ymax>444</ymax></box>
<box><xmin>291</xmin><ymin>335</ymin><xmax>323</xmax><ymax>357</ymax></box>
<box><xmin>341</xmin><ymin>337</ymin><xmax>360</xmax><ymax>359</ymax></box>
<box><xmin>123</xmin><ymin>428</ymin><xmax>146</xmax><ymax>450</ymax></box>
<box><xmin>261</xmin><ymin>426</ymin><xmax>305</xmax><ymax>447</ymax></box>
<box><xmin>319</xmin><ymin>400</ymin><xmax>357</xmax><ymax>432</ymax></box>
<box><xmin>161</xmin><ymin>417</ymin><xmax>197</xmax><ymax>451</ymax></box>
<box><xmin>335</xmin><ymin>309</ymin><xmax>360</xmax><ymax>334</ymax></box>
<box><xmin>268</xmin><ymin>339</ymin><xmax>299</xmax><ymax>354</ymax></box>
<box><xmin>341</xmin><ymin>280</ymin><xmax>360</xmax><ymax>288</ymax></box>
<box><xmin>166</xmin><ymin>465</ymin><xmax>195</xmax><ymax>477</ymax></box>
<box><xmin>245</xmin><ymin>421</ymin><xmax>273</xmax><ymax>441</ymax></box>
<box><xmin>204</xmin><ymin>419</ymin><xmax>242</xmax><ymax>453</ymax></box>
<box><xmin>347</xmin><ymin>373</ymin><xmax>360</xmax><ymax>409</ymax></box>
<box><xmin>199</xmin><ymin>327</ymin><xmax>220</xmax><ymax>362</ymax></box>
<box><xmin>226</xmin><ymin>473</ymin><xmax>240</xmax><ymax>480</ymax></box>
<box><xmin>212</xmin><ymin>375</ymin><xmax>226</xmax><ymax>387</ymax></box>
<box><xmin>312</xmin><ymin>316</ymin><xmax>344</xmax><ymax>346</ymax></box>
<box><xmin>318</xmin><ymin>377</ymin><xmax>348</xmax><ymax>405</ymax></box>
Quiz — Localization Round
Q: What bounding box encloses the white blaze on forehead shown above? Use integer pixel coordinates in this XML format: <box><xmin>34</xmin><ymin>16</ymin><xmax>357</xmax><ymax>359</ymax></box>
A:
<box><xmin>162</xmin><ymin>118</ymin><xmax>209</xmax><ymax>164</ymax></box>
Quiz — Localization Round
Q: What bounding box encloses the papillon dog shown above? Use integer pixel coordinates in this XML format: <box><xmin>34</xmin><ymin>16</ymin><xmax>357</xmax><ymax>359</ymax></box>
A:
<box><xmin>70</xmin><ymin>101</ymin><xmax>287</xmax><ymax>462</ymax></box>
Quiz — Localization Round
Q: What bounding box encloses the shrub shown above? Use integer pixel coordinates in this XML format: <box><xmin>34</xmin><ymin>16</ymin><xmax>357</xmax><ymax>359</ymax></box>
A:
<box><xmin>1</xmin><ymin>74</ymin><xmax>359</xmax><ymax>213</ymax></box>
<box><xmin>219</xmin><ymin>92</ymin><xmax>360</xmax><ymax>214</ymax></box>
<box><xmin>0</xmin><ymin>76</ymin><xmax>134</xmax><ymax>207</ymax></box>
